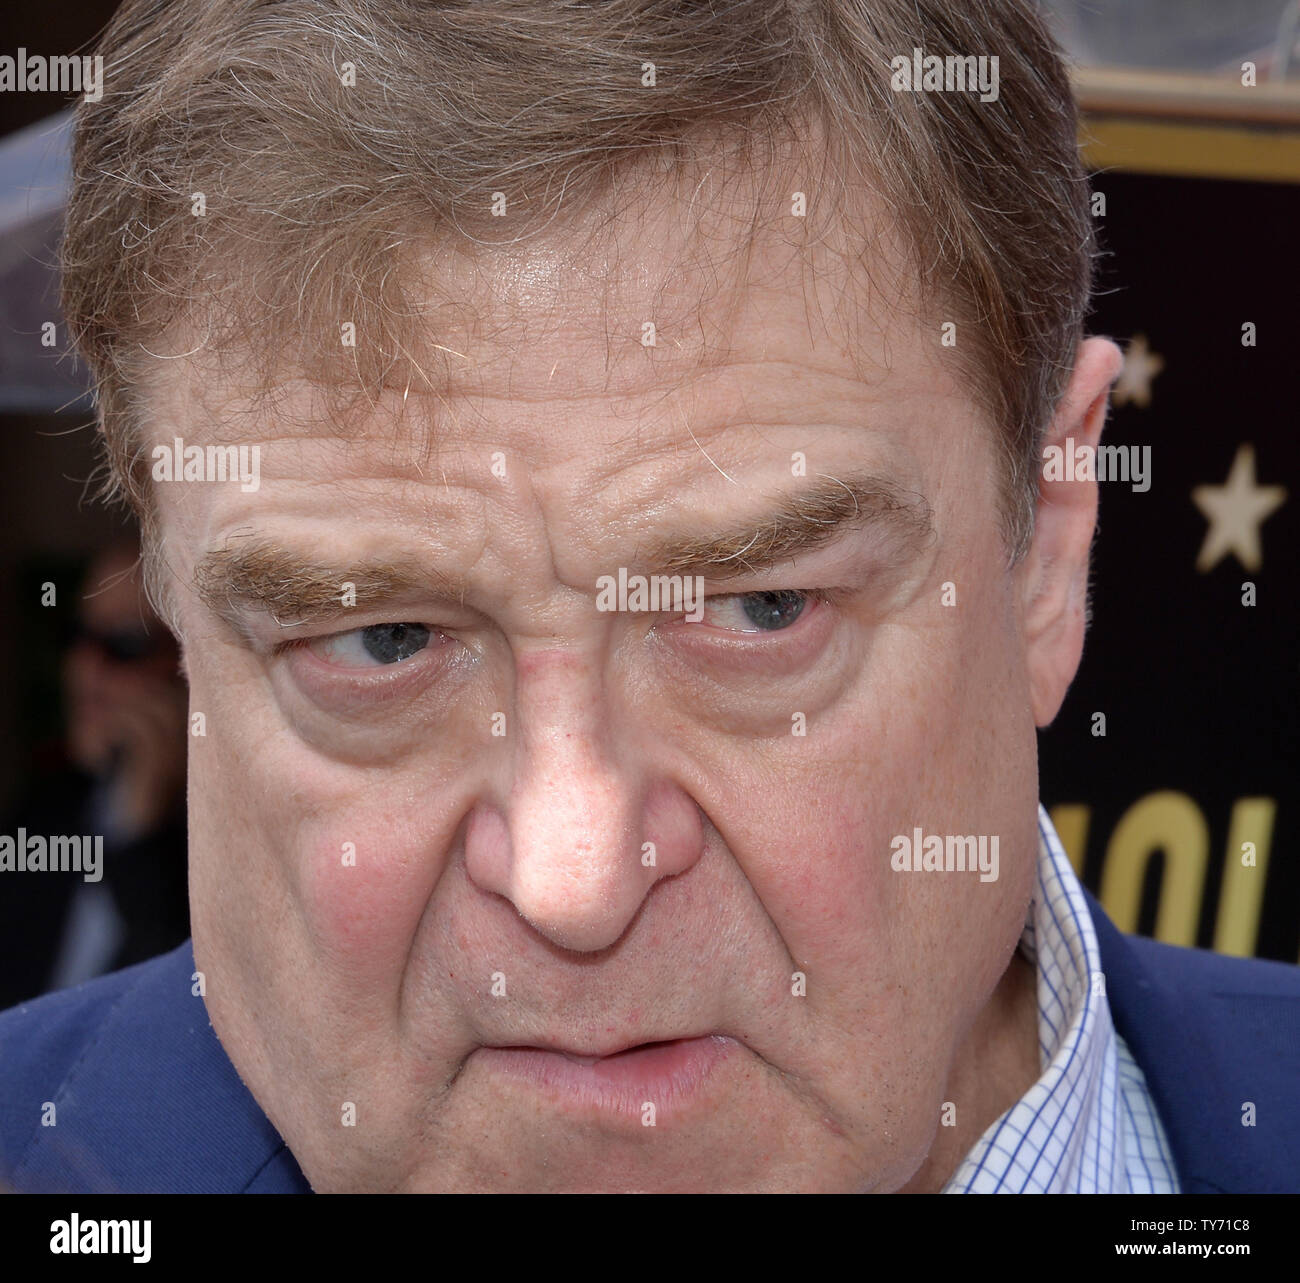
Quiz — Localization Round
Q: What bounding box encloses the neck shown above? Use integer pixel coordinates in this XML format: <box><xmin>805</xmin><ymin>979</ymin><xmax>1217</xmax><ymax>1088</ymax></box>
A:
<box><xmin>898</xmin><ymin>947</ymin><xmax>1041</xmax><ymax>1192</ymax></box>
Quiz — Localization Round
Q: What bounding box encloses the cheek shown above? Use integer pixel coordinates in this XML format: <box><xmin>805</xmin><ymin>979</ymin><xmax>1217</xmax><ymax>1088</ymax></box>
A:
<box><xmin>196</xmin><ymin>713</ymin><xmax>452</xmax><ymax>986</ymax></box>
<box><xmin>287</xmin><ymin>770</ymin><xmax>479</xmax><ymax>995</ymax></box>
<box><xmin>715</xmin><ymin>671</ymin><xmax>934</xmax><ymax>969</ymax></box>
<box><xmin>185</xmin><ymin>632</ymin><xmax>472</xmax><ymax>975</ymax></box>
<box><xmin>292</xmin><ymin>805</ymin><xmax>431</xmax><ymax>969</ymax></box>
<box><xmin>724</xmin><ymin>581</ymin><xmax>1034</xmax><ymax>1002</ymax></box>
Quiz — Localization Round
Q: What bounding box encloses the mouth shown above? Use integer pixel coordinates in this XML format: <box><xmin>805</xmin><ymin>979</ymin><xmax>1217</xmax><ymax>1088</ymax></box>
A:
<box><xmin>496</xmin><ymin>1035</ymin><xmax>714</xmax><ymax>1062</ymax></box>
<box><xmin>470</xmin><ymin>1034</ymin><xmax>739</xmax><ymax>1115</ymax></box>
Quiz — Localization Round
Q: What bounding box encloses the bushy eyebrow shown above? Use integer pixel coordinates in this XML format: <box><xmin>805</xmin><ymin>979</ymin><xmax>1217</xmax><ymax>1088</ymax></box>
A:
<box><xmin>193</xmin><ymin>541</ymin><xmax>452</xmax><ymax>631</ymax></box>
<box><xmin>193</xmin><ymin>471</ymin><xmax>933</xmax><ymax>628</ymax></box>
<box><xmin>641</xmin><ymin>472</ymin><xmax>934</xmax><ymax>579</ymax></box>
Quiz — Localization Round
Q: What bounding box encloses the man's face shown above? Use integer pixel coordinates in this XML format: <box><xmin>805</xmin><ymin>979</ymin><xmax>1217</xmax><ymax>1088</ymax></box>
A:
<box><xmin>151</xmin><ymin>167</ymin><xmax>1053</xmax><ymax>1192</ymax></box>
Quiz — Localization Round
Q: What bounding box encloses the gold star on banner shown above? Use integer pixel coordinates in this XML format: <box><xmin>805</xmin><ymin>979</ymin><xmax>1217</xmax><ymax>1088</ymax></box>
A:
<box><xmin>1112</xmin><ymin>333</ymin><xmax>1164</xmax><ymax>409</ymax></box>
<box><xmin>1191</xmin><ymin>444</ymin><xmax>1287</xmax><ymax>573</ymax></box>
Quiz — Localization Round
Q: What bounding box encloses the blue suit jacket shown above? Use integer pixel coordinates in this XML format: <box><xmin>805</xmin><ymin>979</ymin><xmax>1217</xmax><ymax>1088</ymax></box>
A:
<box><xmin>2</xmin><ymin>890</ymin><xmax>1297</xmax><ymax>1193</ymax></box>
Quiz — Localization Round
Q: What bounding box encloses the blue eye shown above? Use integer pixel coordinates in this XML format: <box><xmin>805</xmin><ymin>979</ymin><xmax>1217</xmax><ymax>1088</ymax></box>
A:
<box><xmin>311</xmin><ymin>623</ymin><xmax>432</xmax><ymax>666</ymax></box>
<box><xmin>703</xmin><ymin>590</ymin><xmax>809</xmax><ymax>633</ymax></box>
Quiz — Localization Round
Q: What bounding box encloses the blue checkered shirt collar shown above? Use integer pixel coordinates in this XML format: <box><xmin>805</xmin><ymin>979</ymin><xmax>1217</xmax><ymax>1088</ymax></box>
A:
<box><xmin>942</xmin><ymin>805</ymin><xmax>1179</xmax><ymax>1193</ymax></box>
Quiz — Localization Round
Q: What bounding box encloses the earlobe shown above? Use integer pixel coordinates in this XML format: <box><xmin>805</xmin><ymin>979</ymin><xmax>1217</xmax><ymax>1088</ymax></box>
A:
<box><xmin>1021</xmin><ymin>337</ymin><xmax>1124</xmax><ymax>726</ymax></box>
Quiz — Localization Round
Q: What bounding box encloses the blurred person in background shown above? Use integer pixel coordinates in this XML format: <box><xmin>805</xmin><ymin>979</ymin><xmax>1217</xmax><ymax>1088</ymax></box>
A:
<box><xmin>0</xmin><ymin>538</ymin><xmax>188</xmax><ymax>1007</ymax></box>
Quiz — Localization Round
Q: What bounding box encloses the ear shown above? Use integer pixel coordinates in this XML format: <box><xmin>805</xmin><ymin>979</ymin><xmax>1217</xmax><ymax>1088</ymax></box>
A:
<box><xmin>1019</xmin><ymin>336</ymin><xmax>1124</xmax><ymax>726</ymax></box>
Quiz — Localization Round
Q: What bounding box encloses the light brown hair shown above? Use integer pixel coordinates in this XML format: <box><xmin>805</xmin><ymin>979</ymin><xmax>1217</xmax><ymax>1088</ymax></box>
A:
<box><xmin>62</xmin><ymin>0</ymin><xmax>1094</xmax><ymax>566</ymax></box>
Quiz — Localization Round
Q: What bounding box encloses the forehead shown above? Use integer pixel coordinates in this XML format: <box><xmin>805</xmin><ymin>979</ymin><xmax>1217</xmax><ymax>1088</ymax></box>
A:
<box><xmin>147</xmin><ymin>140</ymin><xmax>949</xmax><ymax>450</ymax></box>
<box><xmin>424</xmin><ymin>154</ymin><xmax>917</xmax><ymax>384</ymax></box>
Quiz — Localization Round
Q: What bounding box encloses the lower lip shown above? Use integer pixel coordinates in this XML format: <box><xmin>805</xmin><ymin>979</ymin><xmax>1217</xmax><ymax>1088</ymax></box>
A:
<box><xmin>472</xmin><ymin>1035</ymin><xmax>738</xmax><ymax>1115</ymax></box>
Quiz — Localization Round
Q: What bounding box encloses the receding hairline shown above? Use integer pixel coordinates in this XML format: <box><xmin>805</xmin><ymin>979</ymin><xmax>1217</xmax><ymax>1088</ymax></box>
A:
<box><xmin>66</xmin><ymin>0</ymin><xmax>1094</xmax><ymax>598</ymax></box>
<box><xmin>131</xmin><ymin>112</ymin><xmax>919</xmax><ymax>404</ymax></box>
<box><xmin>126</xmin><ymin>134</ymin><xmax>936</xmax><ymax>491</ymax></box>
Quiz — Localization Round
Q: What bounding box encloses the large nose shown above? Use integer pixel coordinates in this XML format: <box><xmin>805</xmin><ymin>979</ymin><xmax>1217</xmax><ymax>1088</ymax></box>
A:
<box><xmin>464</xmin><ymin>648</ymin><xmax>704</xmax><ymax>952</ymax></box>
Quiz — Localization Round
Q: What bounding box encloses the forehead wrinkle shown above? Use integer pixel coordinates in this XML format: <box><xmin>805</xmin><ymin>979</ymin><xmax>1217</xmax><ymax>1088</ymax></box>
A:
<box><xmin>568</xmin><ymin>357</ymin><xmax>885</xmax><ymax>495</ymax></box>
<box><xmin>642</xmin><ymin>472</ymin><xmax>934</xmax><ymax>579</ymax></box>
